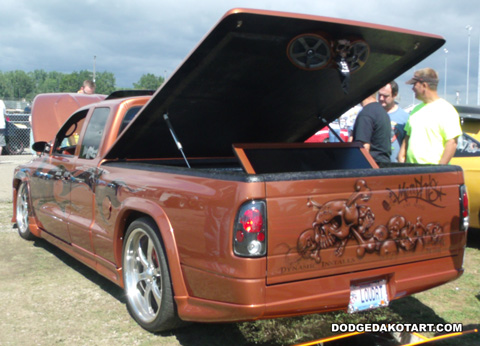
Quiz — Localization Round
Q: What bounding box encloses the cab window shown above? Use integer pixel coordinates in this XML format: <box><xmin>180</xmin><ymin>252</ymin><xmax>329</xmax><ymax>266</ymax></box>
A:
<box><xmin>79</xmin><ymin>108</ymin><xmax>110</xmax><ymax>159</ymax></box>
<box><xmin>53</xmin><ymin>110</ymin><xmax>88</xmax><ymax>156</ymax></box>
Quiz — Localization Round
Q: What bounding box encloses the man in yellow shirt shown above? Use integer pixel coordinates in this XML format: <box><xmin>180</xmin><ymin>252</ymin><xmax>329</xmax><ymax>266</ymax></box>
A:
<box><xmin>398</xmin><ymin>68</ymin><xmax>461</xmax><ymax>164</ymax></box>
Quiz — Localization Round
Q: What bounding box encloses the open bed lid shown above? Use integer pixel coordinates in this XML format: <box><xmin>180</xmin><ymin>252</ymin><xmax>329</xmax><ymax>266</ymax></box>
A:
<box><xmin>31</xmin><ymin>93</ymin><xmax>106</xmax><ymax>143</ymax></box>
<box><xmin>105</xmin><ymin>8</ymin><xmax>444</xmax><ymax>161</ymax></box>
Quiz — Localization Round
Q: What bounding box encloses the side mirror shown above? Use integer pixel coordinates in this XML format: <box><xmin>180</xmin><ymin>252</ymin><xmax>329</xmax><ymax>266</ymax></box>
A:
<box><xmin>32</xmin><ymin>141</ymin><xmax>51</xmax><ymax>154</ymax></box>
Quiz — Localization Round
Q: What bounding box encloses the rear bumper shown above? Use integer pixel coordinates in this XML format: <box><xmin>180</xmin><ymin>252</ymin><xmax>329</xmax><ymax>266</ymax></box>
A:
<box><xmin>175</xmin><ymin>254</ymin><xmax>463</xmax><ymax>322</ymax></box>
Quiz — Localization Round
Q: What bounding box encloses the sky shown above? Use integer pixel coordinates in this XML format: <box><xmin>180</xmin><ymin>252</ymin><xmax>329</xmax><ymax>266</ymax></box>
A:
<box><xmin>2</xmin><ymin>0</ymin><xmax>480</xmax><ymax>107</ymax></box>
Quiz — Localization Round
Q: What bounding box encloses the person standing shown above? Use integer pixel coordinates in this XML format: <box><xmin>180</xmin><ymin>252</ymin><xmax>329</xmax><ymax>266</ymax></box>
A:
<box><xmin>0</xmin><ymin>100</ymin><xmax>6</xmax><ymax>156</ymax></box>
<box><xmin>378</xmin><ymin>81</ymin><xmax>409</xmax><ymax>162</ymax></box>
<box><xmin>398</xmin><ymin>68</ymin><xmax>461</xmax><ymax>164</ymax></box>
<box><xmin>352</xmin><ymin>93</ymin><xmax>391</xmax><ymax>164</ymax></box>
<box><xmin>328</xmin><ymin>119</ymin><xmax>341</xmax><ymax>142</ymax></box>
<box><xmin>77</xmin><ymin>80</ymin><xmax>96</xmax><ymax>94</ymax></box>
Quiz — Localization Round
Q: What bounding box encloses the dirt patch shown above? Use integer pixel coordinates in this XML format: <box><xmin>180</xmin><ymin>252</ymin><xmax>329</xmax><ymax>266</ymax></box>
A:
<box><xmin>0</xmin><ymin>155</ymin><xmax>32</xmax><ymax>202</ymax></box>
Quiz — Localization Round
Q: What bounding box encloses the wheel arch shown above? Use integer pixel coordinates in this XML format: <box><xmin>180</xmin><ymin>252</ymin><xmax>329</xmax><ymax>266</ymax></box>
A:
<box><xmin>12</xmin><ymin>169</ymin><xmax>28</xmax><ymax>192</ymax></box>
<box><xmin>12</xmin><ymin>173</ymin><xmax>42</xmax><ymax>238</ymax></box>
<box><xmin>113</xmin><ymin>197</ymin><xmax>188</xmax><ymax>298</ymax></box>
<box><xmin>12</xmin><ymin>170</ymin><xmax>30</xmax><ymax>218</ymax></box>
<box><xmin>12</xmin><ymin>180</ymin><xmax>21</xmax><ymax>223</ymax></box>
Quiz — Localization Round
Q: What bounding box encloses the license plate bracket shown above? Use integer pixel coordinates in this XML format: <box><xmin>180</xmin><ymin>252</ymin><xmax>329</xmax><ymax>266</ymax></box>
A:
<box><xmin>348</xmin><ymin>278</ymin><xmax>389</xmax><ymax>313</ymax></box>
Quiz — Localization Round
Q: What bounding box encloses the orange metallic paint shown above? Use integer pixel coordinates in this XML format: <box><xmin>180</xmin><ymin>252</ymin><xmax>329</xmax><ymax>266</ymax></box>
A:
<box><xmin>13</xmin><ymin>104</ymin><xmax>467</xmax><ymax>325</ymax></box>
<box><xmin>31</xmin><ymin>93</ymin><xmax>106</xmax><ymax>143</ymax></box>
<box><xmin>11</xmin><ymin>9</ymin><xmax>467</xmax><ymax>329</ymax></box>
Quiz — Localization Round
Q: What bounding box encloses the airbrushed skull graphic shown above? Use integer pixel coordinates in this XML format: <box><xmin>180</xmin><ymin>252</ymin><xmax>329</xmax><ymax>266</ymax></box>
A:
<box><xmin>297</xmin><ymin>179</ymin><xmax>444</xmax><ymax>263</ymax></box>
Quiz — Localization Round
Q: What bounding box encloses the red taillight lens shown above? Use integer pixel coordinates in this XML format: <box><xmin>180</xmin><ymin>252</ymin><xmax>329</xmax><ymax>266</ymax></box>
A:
<box><xmin>233</xmin><ymin>200</ymin><xmax>267</xmax><ymax>257</ymax></box>
<box><xmin>460</xmin><ymin>185</ymin><xmax>469</xmax><ymax>231</ymax></box>
<box><xmin>462</xmin><ymin>191</ymin><xmax>469</xmax><ymax>218</ymax></box>
<box><xmin>236</xmin><ymin>230</ymin><xmax>244</xmax><ymax>242</ymax></box>
<box><xmin>240</xmin><ymin>208</ymin><xmax>263</xmax><ymax>233</ymax></box>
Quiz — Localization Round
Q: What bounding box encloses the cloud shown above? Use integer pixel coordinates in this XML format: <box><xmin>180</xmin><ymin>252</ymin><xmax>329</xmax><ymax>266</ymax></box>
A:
<box><xmin>1</xmin><ymin>0</ymin><xmax>479</xmax><ymax>105</ymax></box>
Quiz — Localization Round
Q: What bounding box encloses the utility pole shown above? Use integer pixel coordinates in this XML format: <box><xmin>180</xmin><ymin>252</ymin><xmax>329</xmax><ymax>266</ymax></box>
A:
<box><xmin>443</xmin><ymin>48</ymin><xmax>448</xmax><ymax>99</ymax></box>
<box><xmin>478</xmin><ymin>35</ymin><xmax>480</xmax><ymax>105</ymax></box>
<box><xmin>93</xmin><ymin>55</ymin><xmax>96</xmax><ymax>82</ymax></box>
<box><xmin>466</xmin><ymin>25</ymin><xmax>472</xmax><ymax>104</ymax></box>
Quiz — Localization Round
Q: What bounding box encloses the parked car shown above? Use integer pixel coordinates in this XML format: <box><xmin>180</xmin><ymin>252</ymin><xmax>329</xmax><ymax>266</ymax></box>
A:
<box><xmin>451</xmin><ymin>105</ymin><xmax>480</xmax><ymax>229</ymax></box>
<box><xmin>305</xmin><ymin>126</ymin><xmax>349</xmax><ymax>143</ymax></box>
<box><xmin>4</xmin><ymin>115</ymin><xmax>30</xmax><ymax>155</ymax></box>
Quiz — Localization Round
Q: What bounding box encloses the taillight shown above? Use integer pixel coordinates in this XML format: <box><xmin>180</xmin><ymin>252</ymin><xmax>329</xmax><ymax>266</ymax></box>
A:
<box><xmin>233</xmin><ymin>200</ymin><xmax>267</xmax><ymax>257</ymax></box>
<box><xmin>460</xmin><ymin>184</ymin><xmax>469</xmax><ymax>231</ymax></box>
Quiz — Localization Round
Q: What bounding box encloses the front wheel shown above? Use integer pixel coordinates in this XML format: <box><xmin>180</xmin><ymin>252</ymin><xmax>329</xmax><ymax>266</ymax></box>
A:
<box><xmin>16</xmin><ymin>183</ymin><xmax>36</xmax><ymax>240</ymax></box>
<box><xmin>6</xmin><ymin>139</ymin><xmax>25</xmax><ymax>155</ymax></box>
<box><xmin>122</xmin><ymin>217</ymin><xmax>184</xmax><ymax>332</ymax></box>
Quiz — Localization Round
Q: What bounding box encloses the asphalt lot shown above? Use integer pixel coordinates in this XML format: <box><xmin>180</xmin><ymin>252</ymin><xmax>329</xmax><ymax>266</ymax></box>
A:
<box><xmin>0</xmin><ymin>154</ymin><xmax>33</xmax><ymax>202</ymax></box>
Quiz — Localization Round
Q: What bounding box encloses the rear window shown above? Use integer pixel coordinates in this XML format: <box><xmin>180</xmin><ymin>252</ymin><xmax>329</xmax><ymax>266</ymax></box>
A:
<box><xmin>118</xmin><ymin>106</ymin><xmax>142</xmax><ymax>135</ymax></box>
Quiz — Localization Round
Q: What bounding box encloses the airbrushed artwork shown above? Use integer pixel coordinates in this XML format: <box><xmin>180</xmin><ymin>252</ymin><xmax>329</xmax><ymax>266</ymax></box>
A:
<box><xmin>297</xmin><ymin>179</ymin><xmax>445</xmax><ymax>264</ymax></box>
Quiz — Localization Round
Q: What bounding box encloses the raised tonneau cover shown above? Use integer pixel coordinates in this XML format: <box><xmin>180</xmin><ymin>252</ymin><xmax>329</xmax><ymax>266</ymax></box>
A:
<box><xmin>104</xmin><ymin>9</ymin><xmax>445</xmax><ymax>161</ymax></box>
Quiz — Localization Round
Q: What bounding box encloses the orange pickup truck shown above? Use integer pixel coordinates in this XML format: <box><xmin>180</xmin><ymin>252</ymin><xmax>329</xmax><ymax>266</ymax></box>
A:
<box><xmin>13</xmin><ymin>9</ymin><xmax>469</xmax><ymax>333</ymax></box>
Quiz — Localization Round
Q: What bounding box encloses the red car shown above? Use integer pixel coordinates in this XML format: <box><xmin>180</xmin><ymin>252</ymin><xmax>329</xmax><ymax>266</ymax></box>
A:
<box><xmin>305</xmin><ymin>126</ymin><xmax>349</xmax><ymax>143</ymax></box>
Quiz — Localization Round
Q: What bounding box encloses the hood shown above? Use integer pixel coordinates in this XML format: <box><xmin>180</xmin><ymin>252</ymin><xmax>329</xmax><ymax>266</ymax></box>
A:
<box><xmin>105</xmin><ymin>8</ymin><xmax>444</xmax><ymax>160</ymax></box>
<box><xmin>32</xmin><ymin>93</ymin><xmax>106</xmax><ymax>143</ymax></box>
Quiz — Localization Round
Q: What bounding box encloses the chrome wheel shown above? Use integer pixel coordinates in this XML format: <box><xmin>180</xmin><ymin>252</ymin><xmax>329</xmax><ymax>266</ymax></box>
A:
<box><xmin>16</xmin><ymin>183</ymin><xmax>35</xmax><ymax>240</ymax></box>
<box><xmin>124</xmin><ymin>227</ymin><xmax>163</xmax><ymax>323</ymax></box>
<box><xmin>122</xmin><ymin>218</ymin><xmax>183</xmax><ymax>332</ymax></box>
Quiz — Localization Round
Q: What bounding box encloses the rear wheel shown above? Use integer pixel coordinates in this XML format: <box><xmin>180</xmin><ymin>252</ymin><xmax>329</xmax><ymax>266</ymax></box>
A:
<box><xmin>16</xmin><ymin>183</ymin><xmax>36</xmax><ymax>240</ymax></box>
<box><xmin>122</xmin><ymin>217</ymin><xmax>184</xmax><ymax>332</ymax></box>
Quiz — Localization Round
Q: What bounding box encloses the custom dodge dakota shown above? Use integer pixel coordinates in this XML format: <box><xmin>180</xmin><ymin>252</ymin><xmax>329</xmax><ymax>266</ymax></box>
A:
<box><xmin>13</xmin><ymin>9</ymin><xmax>469</xmax><ymax>332</ymax></box>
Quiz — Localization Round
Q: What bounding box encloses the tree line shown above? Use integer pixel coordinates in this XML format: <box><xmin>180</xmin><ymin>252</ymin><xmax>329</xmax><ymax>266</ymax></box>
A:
<box><xmin>0</xmin><ymin>69</ymin><xmax>165</xmax><ymax>102</ymax></box>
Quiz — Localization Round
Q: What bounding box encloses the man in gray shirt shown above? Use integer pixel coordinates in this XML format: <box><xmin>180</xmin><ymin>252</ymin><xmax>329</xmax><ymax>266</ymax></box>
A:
<box><xmin>378</xmin><ymin>81</ymin><xmax>409</xmax><ymax>162</ymax></box>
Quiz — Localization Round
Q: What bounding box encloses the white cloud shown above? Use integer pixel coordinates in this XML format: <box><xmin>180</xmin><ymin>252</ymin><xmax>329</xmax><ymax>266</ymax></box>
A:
<box><xmin>1</xmin><ymin>0</ymin><xmax>479</xmax><ymax>105</ymax></box>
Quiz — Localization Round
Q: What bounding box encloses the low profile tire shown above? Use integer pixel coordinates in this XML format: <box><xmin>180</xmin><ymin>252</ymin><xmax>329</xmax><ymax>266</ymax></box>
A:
<box><xmin>122</xmin><ymin>217</ymin><xmax>184</xmax><ymax>332</ymax></box>
<box><xmin>16</xmin><ymin>182</ymin><xmax>36</xmax><ymax>240</ymax></box>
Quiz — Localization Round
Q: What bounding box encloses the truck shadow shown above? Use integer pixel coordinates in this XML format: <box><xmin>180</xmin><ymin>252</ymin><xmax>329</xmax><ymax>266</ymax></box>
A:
<box><xmin>467</xmin><ymin>228</ymin><xmax>480</xmax><ymax>249</ymax></box>
<box><xmin>172</xmin><ymin>297</ymin><xmax>480</xmax><ymax>346</ymax></box>
<box><xmin>387</xmin><ymin>297</ymin><xmax>480</xmax><ymax>346</ymax></box>
<box><xmin>32</xmin><ymin>238</ymin><xmax>126</xmax><ymax>303</ymax></box>
<box><xmin>31</xmin><ymin>237</ymin><xmax>254</xmax><ymax>344</ymax></box>
<box><xmin>31</xmin><ymin>237</ymin><xmax>479</xmax><ymax>346</ymax></box>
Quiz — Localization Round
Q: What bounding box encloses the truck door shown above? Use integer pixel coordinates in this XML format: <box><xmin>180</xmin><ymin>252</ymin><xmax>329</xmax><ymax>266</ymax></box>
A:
<box><xmin>67</xmin><ymin>107</ymin><xmax>110</xmax><ymax>252</ymax></box>
<box><xmin>29</xmin><ymin>109</ymin><xmax>89</xmax><ymax>243</ymax></box>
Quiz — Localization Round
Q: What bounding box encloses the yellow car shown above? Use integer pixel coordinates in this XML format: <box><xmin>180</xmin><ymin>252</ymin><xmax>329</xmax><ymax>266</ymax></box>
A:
<box><xmin>451</xmin><ymin>105</ymin><xmax>480</xmax><ymax>229</ymax></box>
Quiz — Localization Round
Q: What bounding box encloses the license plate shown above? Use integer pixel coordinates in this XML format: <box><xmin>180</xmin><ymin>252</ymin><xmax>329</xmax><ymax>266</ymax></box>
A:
<box><xmin>348</xmin><ymin>279</ymin><xmax>389</xmax><ymax>313</ymax></box>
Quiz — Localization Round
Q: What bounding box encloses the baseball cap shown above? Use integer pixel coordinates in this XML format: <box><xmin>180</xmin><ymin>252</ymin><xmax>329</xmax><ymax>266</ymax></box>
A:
<box><xmin>405</xmin><ymin>75</ymin><xmax>439</xmax><ymax>85</ymax></box>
